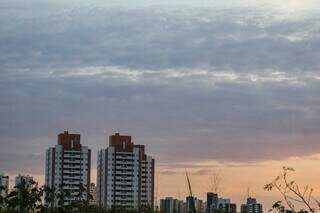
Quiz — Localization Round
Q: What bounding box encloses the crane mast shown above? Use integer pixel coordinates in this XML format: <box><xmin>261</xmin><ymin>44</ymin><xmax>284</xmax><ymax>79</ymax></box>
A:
<box><xmin>186</xmin><ymin>171</ymin><xmax>196</xmax><ymax>213</ymax></box>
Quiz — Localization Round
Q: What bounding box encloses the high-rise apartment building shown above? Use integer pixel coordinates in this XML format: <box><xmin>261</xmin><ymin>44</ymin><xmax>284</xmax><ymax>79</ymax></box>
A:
<box><xmin>0</xmin><ymin>173</ymin><xmax>9</xmax><ymax>198</ymax></box>
<box><xmin>160</xmin><ymin>197</ymin><xmax>185</xmax><ymax>213</ymax></box>
<box><xmin>45</xmin><ymin>131</ymin><xmax>91</xmax><ymax>207</ymax></box>
<box><xmin>97</xmin><ymin>133</ymin><xmax>155</xmax><ymax>210</ymax></box>
<box><xmin>241</xmin><ymin>197</ymin><xmax>263</xmax><ymax>213</ymax></box>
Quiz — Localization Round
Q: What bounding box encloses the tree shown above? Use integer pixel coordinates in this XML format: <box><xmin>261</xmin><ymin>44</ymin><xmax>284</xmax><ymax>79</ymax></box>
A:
<box><xmin>0</xmin><ymin>186</ymin><xmax>5</xmax><ymax>209</ymax></box>
<box><xmin>265</xmin><ymin>167</ymin><xmax>320</xmax><ymax>213</ymax></box>
<box><xmin>0</xmin><ymin>180</ymin><xmax>159</xmax><ymax>213</ymax></box>
<box><xmin>5</xmin><ymin>179</ymin><xmax>43</xmax><ymax>212</ymax></box>
<box><xmin>43</xmin><ymin>185</ymin><xmax>55</xmax><ymax>210</ymax></box>
<box><xmin>55</xmin><ymin>185</ymin><xmax>71</xmax><ymax>211</ymax></box>
<box><xmin>209</xmin><ymin>169</ymin><xmax>222</xmax><ymax>194</ymax></box>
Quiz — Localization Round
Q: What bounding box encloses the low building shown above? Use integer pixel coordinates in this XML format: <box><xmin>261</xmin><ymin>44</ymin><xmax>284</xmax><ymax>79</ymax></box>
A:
<box><xmin>186</xmin><ymin>196</ymin><xmax>204</xmax><ymax>213</ymax></box>
<box><xmin>206</xmin><ymin>193</ymin><xmax>236</xmax><ymax>213</ymax></box>
<box><xmin>241</xmin><ymin>197</ymin><xmax>262</xmax><ymax>213</ymax></box>
<box><xmin>195</xmin><ymin>198</ymin><xmax>205</xmax><ymax>213</ymax></box>
<box><xmin>186</xmin><ymin>196</ymin><xmax>196</xmax><ymax>213</ymax></box>
<box><xmin>206</xmin><ymin>192</ymin><xmax>218</xmax><ymax>213</ymax></box>
<box><xmin>160</xmin><ymin>197</ymin><xmax>185</xmax><ymax>213</ymax></box>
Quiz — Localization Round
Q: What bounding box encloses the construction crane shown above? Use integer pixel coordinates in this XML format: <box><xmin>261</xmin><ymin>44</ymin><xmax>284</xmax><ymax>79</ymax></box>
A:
<box><xmin>186</xmin><ymin>170</ymin><xmax>196</xmax><ymax>213</ymax></box>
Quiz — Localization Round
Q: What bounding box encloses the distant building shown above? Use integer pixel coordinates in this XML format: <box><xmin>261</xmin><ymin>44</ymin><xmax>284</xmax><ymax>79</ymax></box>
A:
<box><xmin>206</xmin><ymin>192</ymin><xmax>218</xmax><ymax>213</ymax></box>
<box><xmin>0</xmin><ymin>173</ymin><xmax>9</xmax><ymax>198</ymax></box>
<box><xmin>241</xmin><ymin>197</ymin><xmax>262</xmax><ymax>213</ymax></box>
<box><xmin>217</xmin><ymin>198</ymin><xmax>230</xmax><ymax>212</ymax></box>
<box><xmin>45</xmin><ymin>131</ymin><xmax>91</xmax><ymax>207</ymax></box>
<box><xmin>206</xmin><ymin>193</ymin><xmax>236</xmax><ymax>213</ymax></box>
<box><xmin>227</xmin><ymin>203</ymin><xmax>237</xmax><ymax>213</ymax></box>
<box><xmin>217</xmin><ymin>198</ymin><xmax>236</xmax><ymax>213</ymax></box>
<box><xmin>160</xmin><ymin>197</ymin><xmax>185</xmax><ymax>213</ymax></box>
<box><xmin>195</xmin><ymin>198</ymin><xmax>205</xmax><ymax>213</ymax></box>
<box><xmin>97</xmin><ymin>133</ymin><xmax>155</xmax><ymax>210</ymax></box>
<box><xmin>186</xmin><ymin>196</ymin><xmax>204</xmax><ymax>213</ymax></box>
<box><xmin>186</xmin><ymin>196</ymin><xmax>196</xmax><ymax>213</ymax></box>
<box><xmin>89</xmin><ymin>183</ymin><xmax>97</xmax><ymax>205</ymax></box>
<box><xmin>15</xmin><ymin>174</ymin><xmax>34</xmax><ymax>189</ymax></box>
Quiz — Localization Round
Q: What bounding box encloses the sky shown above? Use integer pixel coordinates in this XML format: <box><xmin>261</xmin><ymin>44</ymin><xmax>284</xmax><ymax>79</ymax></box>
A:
<box><xmin>1</xmin><ymin>0</ymin><xmax>320</xmax><ymax>209</ymax></box>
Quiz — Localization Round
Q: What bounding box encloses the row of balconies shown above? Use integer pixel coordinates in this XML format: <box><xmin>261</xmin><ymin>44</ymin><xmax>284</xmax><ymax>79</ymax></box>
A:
<box><xmin>114</xmin><ymin>173</ymin><xmax>136</xmax><ymax>176</ymax></box>
<box><xmin>114</xmin><ymin>184</ymin><xmax>134</xmax><ymax>188</ymax></box>
<box><xmin>114</xmin><ymin>152</ymin><xmax>134</xmax><ymax>156</ymax></box>
<box><xmin>63</xmin><ymin>165</ymin><xmax>82</xmax><ymax>169</ymax></box>
<box><xmin>63</xmin><ymin>172</ymin><xmax>82</xmax><ymax>176</ymax></box>
<box><xmin>115</xmin><ymin>157</ymin><xmax>135</xmax><ymax>160</ymax></box>
<box><xmin>63</xmin><ymin>154</ymin><xmax>82</xmax><ymax>157</ymax></box>
<box><xmin>63</xmin><ymin>182</ymin><xmax>82</xmax><ymax>186</ymax></box>
<box><xmin>114</xmin><ymin>193</ymin><xmax>134</xmax><ymax>197</ymax></box>
<box><xmin>63</xmin><ymin>177</ymin><xmax>82</xmax><ymax>181</ymax></box>
<box><xmin>63</xmin><ymin>169</ymin><xmax>82</xmax><ymax>172</ymax></box>
<box><xmin>111</xmin><ymin>169</ymin><xmax>134</xmax><ymax>173</ymax></box>
<box><xmin>114</xmin><ymin>190</ymin><xmax>134</xmax><ymax>193</ymax></box>
<box><xmin>115</xmin><ymin>164</ymin><xmax>135</xmax><ymax>168</ymax></box>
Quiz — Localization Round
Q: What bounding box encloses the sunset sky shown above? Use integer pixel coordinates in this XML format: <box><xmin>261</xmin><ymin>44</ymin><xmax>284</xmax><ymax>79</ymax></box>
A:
<box><xmin>1</xmin><ymin>0</ymin><xmax>320</xmax><ymax>209</ymax></box>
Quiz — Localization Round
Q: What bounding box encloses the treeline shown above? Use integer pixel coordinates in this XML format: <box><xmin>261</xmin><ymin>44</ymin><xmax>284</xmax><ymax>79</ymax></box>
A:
<box><xmin>0</xmin><ymin>179</ymin><xmax>156</xmax><ymax>213</ymax></box>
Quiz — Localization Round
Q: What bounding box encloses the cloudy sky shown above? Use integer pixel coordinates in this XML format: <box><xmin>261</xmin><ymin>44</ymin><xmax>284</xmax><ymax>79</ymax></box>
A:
<box><xmin>1</xmin><ymin>0</ymin><xmax>320</xmax><ymax>208</ymax></box>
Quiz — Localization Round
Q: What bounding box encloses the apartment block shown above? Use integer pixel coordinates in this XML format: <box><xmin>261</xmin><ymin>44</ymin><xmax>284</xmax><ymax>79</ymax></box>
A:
<box><xmin>97</xmin><ymin>133</ymin><xmax>155</xmax><ymax>210</ymax></box>
<box><xmin>45</xmin><ymin>131</ymin><xmax>91</xmax><ymax>207</ymax></box>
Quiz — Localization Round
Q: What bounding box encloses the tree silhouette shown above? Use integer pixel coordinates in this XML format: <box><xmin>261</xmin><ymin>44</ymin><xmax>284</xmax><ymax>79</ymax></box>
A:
<box><xmin>4</xmin><ymin>179</ymin><xmax>43</xmax><ymax>212</ymax></box>
<box><xmin>265</xmin><ymin>167</ymin><xmax>320</xmax><ymax>213</ymax></box>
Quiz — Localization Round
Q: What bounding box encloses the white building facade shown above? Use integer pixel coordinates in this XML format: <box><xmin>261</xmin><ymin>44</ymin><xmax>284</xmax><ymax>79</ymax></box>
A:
<box><xmin>97</xmin><ymin>133</ymin><xmax>155</xmax><ymax>210</ymax></box>
<box><xmin>45</xmin><ymin>131</ymin><xmax>91</xmax><ymax>207</ymax></box>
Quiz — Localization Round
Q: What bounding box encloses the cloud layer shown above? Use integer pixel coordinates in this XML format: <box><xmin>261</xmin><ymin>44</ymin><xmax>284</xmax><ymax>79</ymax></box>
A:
<box><xmin>1</xmin><ymin>2</ymin><xmax>320</xmax><ymax>175</ymax></box>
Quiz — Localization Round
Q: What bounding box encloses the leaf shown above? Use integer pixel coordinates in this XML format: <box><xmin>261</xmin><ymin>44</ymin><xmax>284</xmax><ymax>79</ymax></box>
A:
<box><xmin>264</xmin><ymin>183</ymin><xmax>274</xmax><ymax>191</ymax></box>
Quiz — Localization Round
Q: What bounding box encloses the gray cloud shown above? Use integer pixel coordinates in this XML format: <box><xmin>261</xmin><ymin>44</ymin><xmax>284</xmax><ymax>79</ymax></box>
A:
<box><xmin>1</xmin><ymin>3</ymin><xmax>320</xmax><ymax>175</ymax></box>
<box><xmin>1</xmin><ymin>6</ymin><xmax>320</xmax><ymax>72</ymax></box>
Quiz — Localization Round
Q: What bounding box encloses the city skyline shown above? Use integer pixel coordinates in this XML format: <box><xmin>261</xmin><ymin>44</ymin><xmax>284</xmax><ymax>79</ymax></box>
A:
<box><xmin>1</xmin><ymin>0</ymin><xmax>320</xmax><ymax>211</ymax></box>
<box><xmin>1</xmin><ymin>130</ymin><xmax>319</xmax><ymax>209</ymax></box>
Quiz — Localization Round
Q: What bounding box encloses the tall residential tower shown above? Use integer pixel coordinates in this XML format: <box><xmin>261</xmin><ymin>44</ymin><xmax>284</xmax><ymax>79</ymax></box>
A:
<box><xmin>97</xmin><ymin>133</ymin><xmax>155</xmax><ymax>210</ymax></box>
<box><xmin>45</xmin><ymin>131</ymin><xmax>91</xmax><ymax>206</ymax></box>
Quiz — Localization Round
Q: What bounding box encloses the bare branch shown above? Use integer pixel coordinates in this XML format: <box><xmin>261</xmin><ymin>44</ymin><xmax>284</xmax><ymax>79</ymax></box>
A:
<box><xmin>265</xmin><ymin>167</ymin><xmax>318</xmax><ymax>213</ymax></box>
